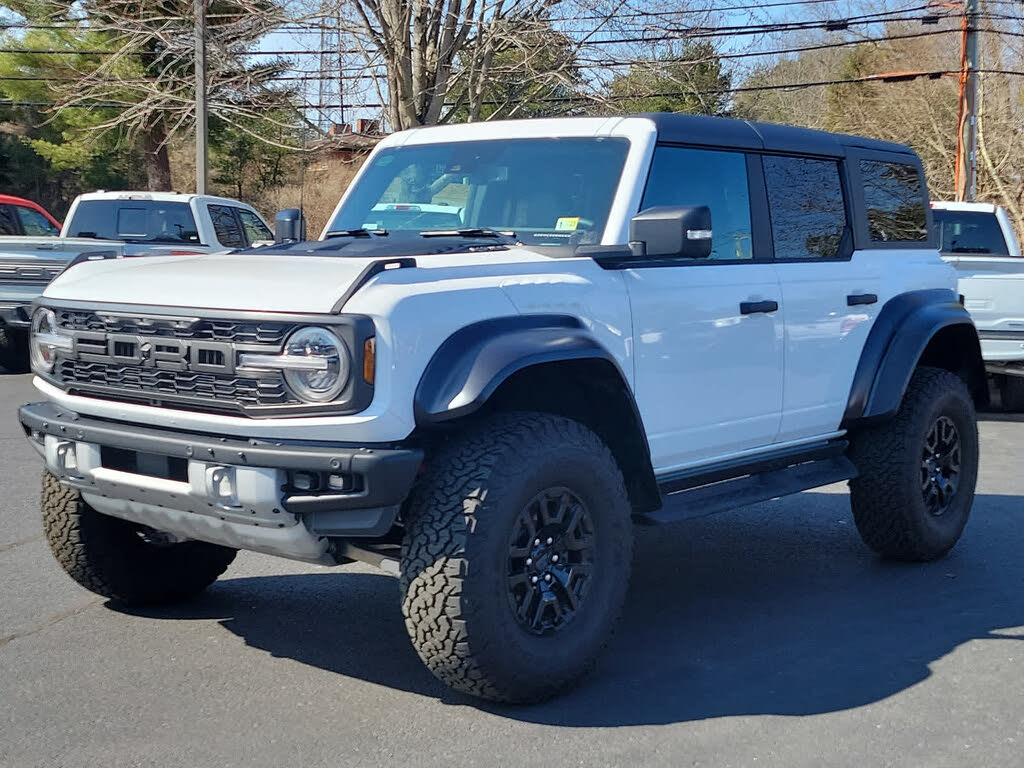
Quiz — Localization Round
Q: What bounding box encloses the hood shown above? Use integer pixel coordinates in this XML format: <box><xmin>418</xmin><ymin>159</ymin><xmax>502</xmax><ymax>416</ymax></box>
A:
<box><xmin>44</xmin><ymin>250</ymin><xmax>393</xmax><ymax>314</ymax></box>
<box><xmin>42</xmin><ymin>243</ymin><xmax>552</xmax><ymax>315</ymax></box>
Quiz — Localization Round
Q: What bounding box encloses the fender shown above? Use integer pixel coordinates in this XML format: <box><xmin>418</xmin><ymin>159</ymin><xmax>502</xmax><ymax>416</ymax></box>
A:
<box><xmin>414</xmin><ymin>315</ymin><xmax>626</xmax><ymax>424</ymax></box>
<box><xmin>843</xmin><ymin>288</ymin><xmax>984</xmax><ymax>425</ymax></box>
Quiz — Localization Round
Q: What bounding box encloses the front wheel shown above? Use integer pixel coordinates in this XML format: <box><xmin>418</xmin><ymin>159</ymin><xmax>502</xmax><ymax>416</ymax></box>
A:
<box><xmin>0</xmin><ymin>326</ymin><xmax>29</xmax><ymax>373</ymax></box>
<box><xmin>848</xmin><ymin>367</ymin><xmax>979</xmax><ymax>561</ymax></box>
<box><xmin>400</xmin><ymin>412</ymin><xmax>633</xmax><ymax>703</ymax></box>
<box><xmin>42</xmin><ymin>472</ymin><xmax>237</xmax><ymax>604</ymax></box>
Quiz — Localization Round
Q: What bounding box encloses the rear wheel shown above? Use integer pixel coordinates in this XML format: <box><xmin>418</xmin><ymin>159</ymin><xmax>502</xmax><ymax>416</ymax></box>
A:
<box><xmin>848</xmin><ymin>367</ymin><xmax>978</xmax><ymax>561</ymax></box>
<box><xmin>400</xmin><ymin>412</ymin><xmax>633</xmax><ymax>703</ymax></box>
<box><xmin>0</xmin><ymin>326</ymin><xmax>29</xmax><ymax>373</ymax></box>
<box><xmin>42</xmin><ymin>472</ymin><xmax>236</xmax><ymax>604</ymax></box>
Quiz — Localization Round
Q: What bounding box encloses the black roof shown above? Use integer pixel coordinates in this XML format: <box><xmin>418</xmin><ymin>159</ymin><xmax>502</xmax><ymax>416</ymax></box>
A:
<box><xmin>635</xmin><ymin>113</ymin><xmax>914</xmax><ymax>158</ymax></box>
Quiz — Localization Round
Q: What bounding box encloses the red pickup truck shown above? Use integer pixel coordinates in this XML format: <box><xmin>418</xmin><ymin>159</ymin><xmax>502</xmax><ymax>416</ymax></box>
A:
<box><xmin>0</xmin><ymin>195</ymin><xmax>61</xmax><ymax>236</ymax></box>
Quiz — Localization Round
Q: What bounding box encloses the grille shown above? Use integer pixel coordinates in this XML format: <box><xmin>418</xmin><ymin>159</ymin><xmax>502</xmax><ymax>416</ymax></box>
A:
<box><xmin>0</xmin><ymin>261</ymin><xmax>65</xmax><ymax>284</ymax></box>
<box><xmin>58</xmin><ymin>360</ymin><xmax>298</xmax><ymax>411</ymax></box>
<box><xmin>56</xmin><ymin>309</ymin><xmax>293</xmax><ymax>345</ymax></box>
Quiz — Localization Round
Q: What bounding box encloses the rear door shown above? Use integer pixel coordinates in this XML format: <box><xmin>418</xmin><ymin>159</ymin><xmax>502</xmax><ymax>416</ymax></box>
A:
<box><xmin>771</xmin><ymin>152</ymin><xmax>934</xmax><ymax>441</ymax></box>
<box><xmin>623</xmin><ymin>145</ymin><xmax>784</xmax><ymax>472</ymax></box>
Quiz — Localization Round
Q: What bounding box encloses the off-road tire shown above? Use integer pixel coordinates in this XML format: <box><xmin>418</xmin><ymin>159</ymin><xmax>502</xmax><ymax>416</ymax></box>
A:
<box><xmin>1000</xmin><ymin>374</ymin><xmax>1024</xmax><ymax>412</ymax></box>
<box><xmin>400</xmin><ymin>412</ymin><xmax>633</xmax><ymax>703</ymax></box>
<box><xmin>0</xmin><ymin>326</ymin><xmax>29</xmax><ymax>373</ymax></box>
<box><xmin>42</xmin><ymin>472</ymin><xmax>236</xmax><ymax>604</ymax></box>
<box><xmin>848</xmin><ymin>367</ymin><xmax>978</xmax><ymax>561</ymax></box>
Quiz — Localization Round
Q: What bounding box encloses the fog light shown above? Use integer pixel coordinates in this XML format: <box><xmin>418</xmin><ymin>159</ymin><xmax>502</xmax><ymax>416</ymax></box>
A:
<box><xmin>207</xmin><ymin>466</ymin><xmax>239</xmax><ymax>506</ymax></box>
<box><xmin>292</xmin><ymin>471</ymin><xmax>317</xmax><ymax>492</ymax></box>
<box><xmin>327</xmin><ymin>473</ymin><xmax>349</xmax><ymax>490</ymax></box>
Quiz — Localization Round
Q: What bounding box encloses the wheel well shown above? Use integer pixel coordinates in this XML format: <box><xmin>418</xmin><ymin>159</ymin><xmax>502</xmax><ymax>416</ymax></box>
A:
<box><xmin>916</xmin><ymin>323</ymin><xmax>988</xmax><ymax>406</ymax></box>
<box><xmin>443</xmin><ymin>359</ymin><xmax>660</xmax><ymax>515</ymax></box>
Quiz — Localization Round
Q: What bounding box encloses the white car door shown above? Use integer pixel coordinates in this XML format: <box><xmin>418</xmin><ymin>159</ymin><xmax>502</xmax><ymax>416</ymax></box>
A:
<box><xmin>624</xmin><ymin>145</ymin><xmax>784</xmax><ymax>472</ymax></box>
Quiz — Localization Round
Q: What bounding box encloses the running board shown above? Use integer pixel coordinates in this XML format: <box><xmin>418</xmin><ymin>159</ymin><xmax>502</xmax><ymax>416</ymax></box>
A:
<box><xmin>641</xmin><ymin>455</ymin><xmax>858</xmax><ymax>525</ymax></box>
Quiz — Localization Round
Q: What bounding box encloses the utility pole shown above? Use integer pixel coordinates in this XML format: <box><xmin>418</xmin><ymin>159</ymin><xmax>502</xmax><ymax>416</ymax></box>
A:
<box><xmin>956</xmin><ymin>0</ymin><xmax>980</xmax><ymax>201</ymax></box>
<box><xmin>195</xmin><ymin>0</ymin><xmax>208</xmax><ymax>195</ymax></box>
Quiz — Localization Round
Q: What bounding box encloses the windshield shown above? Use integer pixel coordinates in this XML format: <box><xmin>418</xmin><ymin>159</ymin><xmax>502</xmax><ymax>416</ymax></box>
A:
<box><xmin>329</xmin><ymin>137</ymin><xmax>630</xmax><ymax>246</ymax></box>
<box><xmin>67</xmin><ymin>200</ymin><xmax>201</xmax><ymax>244</ymax></box>
<box><xmin>933</xmin><ymin>209</ymin><xmax>1011</xmax><ymax>255</ymax></box>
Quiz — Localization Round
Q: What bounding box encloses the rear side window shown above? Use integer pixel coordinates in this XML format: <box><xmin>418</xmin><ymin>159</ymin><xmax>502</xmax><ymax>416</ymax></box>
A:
<box><xmin>641</xmin><ymin>146</ymin><xmax>753</xmax><ymax>260</ymax></box>
<box><xmin>860</xmin><ymin>160</ymin><xmax>928</xmax><ymax>242</ymax></box>
<box><xmin>208</xmin><ymin>205</ymin><xmax>246</xmax><ymax>248</ymax></box>
<box><xmin>236</xmin><ymin>209</ymin><xmax>272</xmax><ymax>244</ymax></box>
<box><xmin>16</xmin><ymin>205</ymin><xmax>59</xmax><ymax>236</ymax></box>
<box><xmin>68</xmin><ymin>200</ymin><xmax>200</xmax><ymax>243</ymax></box>
<box><xmin>763</xmin><ymin>155</ymin><xmax>848</xmax><ymax>260</ymax></box>
<box><xmin>0</xmin><ymin>206</ymin><xmax>19</xmax><ymax>235</ymax></box>
<box><xmin>932</xmin><ymin>209</ymin><xmax>1010</xmax><ymax>255</ymax></box>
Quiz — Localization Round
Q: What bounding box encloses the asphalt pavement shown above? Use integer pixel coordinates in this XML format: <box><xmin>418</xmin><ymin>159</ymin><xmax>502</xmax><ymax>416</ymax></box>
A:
<box><xmin>2</xmin><ymin>371</ymin><xmax>1022</xmax><ymax>767</ymax></box>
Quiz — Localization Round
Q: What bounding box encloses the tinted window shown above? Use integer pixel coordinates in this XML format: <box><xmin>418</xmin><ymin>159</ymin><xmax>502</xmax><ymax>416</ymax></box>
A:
<box><xmin>237</xmin><ymin>209</ymin><xmax>272</xmax><ymax>244</ymax></box>
<box><xmin>331</xmin><ymin>138</ymin><xmax>629</xmax><ymax>246</ymax></box>
<box><xmin>641</xmin><ymin>146</ymin><xmax>752</xmax><ymax>260</ymax></box>
<box><xmin>764</xmin><ymin>155</ymin><xmax>848</xmax><ymax>260</ymax></box>
<box><xmin>16</xmin><ymin>205</ymin><xmax>59</xmax><ymax>236</ymax></box>
<box><xmin>933</xmin><ymin>209</ymin><xmax>1010</xmax><ymax>255</ymax></box>
<box><xmin>68</xmin><ymin>200</ymin><xmax>200</xmax><ymax>243</ymax></box>
<box><xmin>208</xmin><ymin>205</ymin><xmax>245</xmax><ymax>248</ymax></box>
<box><xmin>0</xmin><ymin>206</ymin><xmax>19</xmax><ymax>235</ymax></box>
<box><xmin>860</xmin><ymin>160</ymin><xmax>928</xmax><ymax>242</ymax></box>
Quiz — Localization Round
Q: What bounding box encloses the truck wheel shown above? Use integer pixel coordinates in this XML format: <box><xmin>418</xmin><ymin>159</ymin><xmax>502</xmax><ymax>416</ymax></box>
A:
<box><xmin>848</xmin><ymin>367</ymin><xmax>978</xmax><ymax>561</ymax></box>
<box><xmin>42</xmin><ymin>472</ymin><xmax>236</xmax><ymax>604</ymax></box>
<box><xmin>1000</xmin><ymin>375</ymin><xmax>1024</xmax><ymax>411</ymax></box>
<box><xmin>400</xmin><ymin>412</ymin><xmax>633</xmax><ymax>703</ymax></box>
<box><xmin>0</xmin><ymin>327</ymin><xmax>29</xmax><ymax>373</ymax></box>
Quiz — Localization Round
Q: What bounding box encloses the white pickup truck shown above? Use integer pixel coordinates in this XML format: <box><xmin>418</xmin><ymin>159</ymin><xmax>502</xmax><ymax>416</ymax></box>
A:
<box><xmin>0</xmin><ymin>192</ymin><xmax>273</xmax><ymax>371</ymax></box>
<box><xmin>932</xmin><ymin>201</ymin><xmax>1024</xmax><ymax>408</ymax></box>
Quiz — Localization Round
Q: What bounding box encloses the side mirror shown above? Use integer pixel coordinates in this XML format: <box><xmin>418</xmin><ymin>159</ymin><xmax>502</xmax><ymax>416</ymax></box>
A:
<box><xmin>628</xmin><ymin>205</ymin><xmax>712</xmax><ymax>259</ymax></box>
<box><xmin>274</xmin><ymin>208</ymin><xmax>306</xmax><ymax>244</ymax></box>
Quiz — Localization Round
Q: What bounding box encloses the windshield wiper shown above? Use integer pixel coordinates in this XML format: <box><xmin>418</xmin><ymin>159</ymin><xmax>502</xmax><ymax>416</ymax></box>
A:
<box><xmin>324</xmin><ymin>228</ymin><xmax>389</xmax><ymax>239</ymax></box>
<box><xmin>419</xmin><ymin>227</ymin><xmax>516</xmax><ymax>240</ymax></box>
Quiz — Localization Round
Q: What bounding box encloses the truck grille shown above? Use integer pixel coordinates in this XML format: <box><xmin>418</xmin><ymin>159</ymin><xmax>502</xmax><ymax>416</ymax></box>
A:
<box><xmin>51</xmin><ymin>310</ymin><xmax>301</xmax><ymax>414</ymax></box>
<box><xmin>56</xmin><ymin>309</ymin><xmax>292</xmax><ymax>345</ymax></box>
<box><xmin>0</xmin><ymin>261</ymin><xmax>66</xmax><ymax>284</ymax></box>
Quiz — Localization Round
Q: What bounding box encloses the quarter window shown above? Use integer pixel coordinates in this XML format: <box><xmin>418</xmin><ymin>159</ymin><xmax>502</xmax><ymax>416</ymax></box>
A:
<box><xmin>763</xmin><ymin>155</ymin><xmax>849</xmax><ymax>260</ymax></box>
<box><xmin>236</xmin><ymin>209</ymin><xmax>272</xmax><ymax>244</ymax></box>
<box><xmin>860</xmin><ymin>160</ymin><xmax>928</xmax><ymax>242</ymax></box>
<box><xmin>641</xmin><ymin>146</ymin><xmax>753</xmax><ymax>260</ymax></box>
<box><xmin>208</xmin><ymin>205</ymin><xmax>246</xmax><ymax>248</ymax></box>
<box><xmin>15</xmin><ymin>205</ymin><xmax>59</xmax><ymax>236</ymax></box>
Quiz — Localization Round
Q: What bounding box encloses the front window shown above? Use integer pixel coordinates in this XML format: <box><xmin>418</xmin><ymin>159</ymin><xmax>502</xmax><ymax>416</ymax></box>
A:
<box><xmin>329</xmin><ymin>138</ymin><xmax>630</xmax><ymax>246</ymax></box>
<box><xmin>15</xmin><ymin>205</ymin><xmax>60</xmax><ymax>236</ymax></box>
<box><xmin>933</xmin><ymin>209</ymin><xmax>1011</xmax><ymax>256</ymax></box>
<box><xmin>67</xmin><ymin>200</ymin><xmax>201</xmax><ymax>244</ymax></box>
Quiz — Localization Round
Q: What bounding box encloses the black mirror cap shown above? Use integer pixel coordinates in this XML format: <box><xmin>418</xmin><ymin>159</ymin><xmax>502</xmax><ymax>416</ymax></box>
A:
<box><xmin>629</xmin><ymin>205</ymin><xmax>712</xmax><ymax>259</ymax></box>
<box><xmin>275</xmin><ymin>208</ymin><xmax>307</xmax><ymax>244</ymax></box>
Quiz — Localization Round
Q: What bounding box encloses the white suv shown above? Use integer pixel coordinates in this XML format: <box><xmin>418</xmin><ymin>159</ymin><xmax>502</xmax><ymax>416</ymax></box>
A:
<box><xmin>19</xmin><ymin>115</ymin><xmax>985</xmax><ymax>703</ymax></box>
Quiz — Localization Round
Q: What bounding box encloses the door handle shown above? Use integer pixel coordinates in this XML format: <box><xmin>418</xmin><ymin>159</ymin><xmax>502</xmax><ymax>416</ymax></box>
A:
<box><xmin>739</xmin><ymin>300</ymin><xmax>779</xmax><ymax>315</ymax></box>
<box><xmin>847</xmin><ymin>293</ymin><xmax>878</xmax><ymax>306</ymax></box>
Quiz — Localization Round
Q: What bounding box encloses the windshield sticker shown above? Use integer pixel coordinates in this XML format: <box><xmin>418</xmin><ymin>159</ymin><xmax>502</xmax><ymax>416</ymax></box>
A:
<box><xmin>555</xmin><ymin>217</ymin><xmax>580</xmax><ymax>231</ymax></box>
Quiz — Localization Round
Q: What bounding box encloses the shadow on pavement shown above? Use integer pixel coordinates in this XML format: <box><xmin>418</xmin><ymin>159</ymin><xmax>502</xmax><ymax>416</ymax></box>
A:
<box><xmin>114</xmin><ymin>491</ymin><xmax>1024</xmax><ymax>726</ymax></box>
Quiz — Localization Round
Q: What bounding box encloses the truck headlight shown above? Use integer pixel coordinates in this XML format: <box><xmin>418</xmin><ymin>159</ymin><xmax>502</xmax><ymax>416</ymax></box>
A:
<box><xmin>29</xmin><ymin>307</ymin><xmax>71</xmax><ymax>373</ymax></box>
<box><xmin>279</xmin><ymin>326</ymin><xmax>350</xmax><ymax>402</ymax></box>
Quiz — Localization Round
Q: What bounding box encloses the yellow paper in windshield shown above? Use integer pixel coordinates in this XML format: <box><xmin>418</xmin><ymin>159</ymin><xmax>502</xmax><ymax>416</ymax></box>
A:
<box><xmin>555</xmin><ymin>217</ymin><xmax>580</xmax><ymax>231</ymax></box>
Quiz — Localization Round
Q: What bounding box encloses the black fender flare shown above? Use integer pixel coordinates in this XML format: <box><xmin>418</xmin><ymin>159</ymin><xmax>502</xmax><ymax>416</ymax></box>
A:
<box><xmin>414</xmin><ymin>315</ymin><xmax>626</xmax><ymax>424</ymax></box>
<box><xmin>843</xmin><ymin>288</ymin><xmax>984</xmax><ymax>426</ymax></box>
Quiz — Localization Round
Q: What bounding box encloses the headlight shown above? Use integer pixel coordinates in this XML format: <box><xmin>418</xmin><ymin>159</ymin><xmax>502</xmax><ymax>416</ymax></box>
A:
<box><xmin>280</xmin><ymin>326</ymin><xmax>351</xmax><ymax>402</ymax></box>
<box><xmin>30</xmin><ymin>307</ymin><xmax>71</xmax><ymax>373</ymax></box>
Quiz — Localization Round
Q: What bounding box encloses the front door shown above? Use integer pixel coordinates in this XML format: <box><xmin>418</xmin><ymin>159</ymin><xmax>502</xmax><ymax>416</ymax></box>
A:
<box><xmin>624</xmin><ymin>145</ymin><xmax>784</xmax><ymax>472</ymax></box>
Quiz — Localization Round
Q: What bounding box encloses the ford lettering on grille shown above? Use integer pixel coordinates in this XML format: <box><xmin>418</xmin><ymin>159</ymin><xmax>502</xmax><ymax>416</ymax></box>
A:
<box><xmin>73</xmin><ymin>331</ymin><xmax>234</xmax><ymax>374</ymax></box>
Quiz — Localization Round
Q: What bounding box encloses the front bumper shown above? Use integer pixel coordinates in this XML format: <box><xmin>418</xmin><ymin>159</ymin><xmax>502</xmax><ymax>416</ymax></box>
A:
<box><xmin>19</xmin><ymin>401</ymin><xmax>423</xmax><ymax>563</ymax></box>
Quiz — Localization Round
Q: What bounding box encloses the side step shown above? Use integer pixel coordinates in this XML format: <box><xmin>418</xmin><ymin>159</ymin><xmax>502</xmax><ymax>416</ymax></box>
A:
<box><xmin>641</xmin><ymin>455</ymin><xmax>858</xmax><ymax>525</ymax></box>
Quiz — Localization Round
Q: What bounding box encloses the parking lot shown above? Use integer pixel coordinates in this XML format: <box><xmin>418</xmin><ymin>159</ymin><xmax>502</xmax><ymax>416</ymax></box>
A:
<box><xmin>1</xmin><ymin>370</ymin><xmax>1022</xmax><ymax>767</ymax></box>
